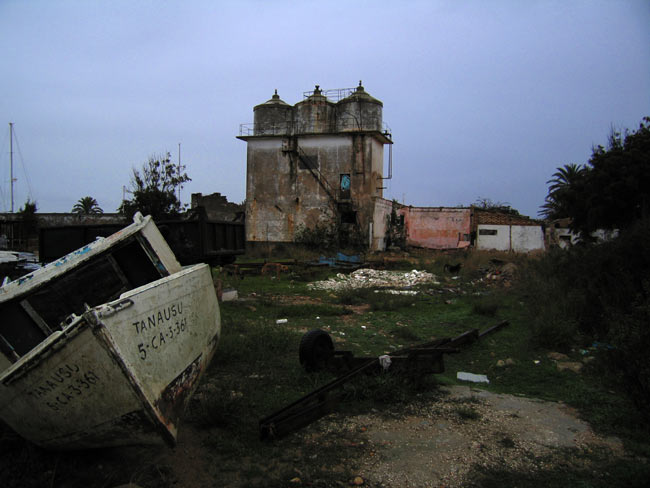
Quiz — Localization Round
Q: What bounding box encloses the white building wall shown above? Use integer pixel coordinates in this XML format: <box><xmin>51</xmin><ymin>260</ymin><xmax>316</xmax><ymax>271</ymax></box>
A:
<box><xmin>476</xmin><ymin>224</ymin><xmax>544</xmax><ymax>253</ymax></box>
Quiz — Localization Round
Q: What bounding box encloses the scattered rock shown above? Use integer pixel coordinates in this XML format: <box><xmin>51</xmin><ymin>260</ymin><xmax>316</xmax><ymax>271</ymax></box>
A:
<box><xmin>350</xmin><ymin>476</ymin><xmax>364</xmax><ymax>486</ymax></box>
<box><xmin>289</xmin><ymin>477</ymin><xmax>301</xmax><ymax>484</ymax></box>
<box><xmin>547</xmin><ymin>352</ymin><xmax>570</xmax><ymax>361</ymax></box>
<box><xmin>500</xmin><ymin>262</ymin><xmax>518</xmax><ymax>278</ymax></box>
<box><xmin>557</xmin><ymin>361</ymin><xmax>583</xmax><ymax>373</ymax></box>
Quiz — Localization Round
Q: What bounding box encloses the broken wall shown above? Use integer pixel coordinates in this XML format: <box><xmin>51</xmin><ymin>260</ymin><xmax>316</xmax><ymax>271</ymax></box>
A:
<box><xmin>190</xmin><ymin>193</ymin><xmax>243</xmax><ymax>221</ymax></box>
<box><xmin>399</xmin><ymin>207</ymin><xmax>471</xmax><ymax>249</ymax></box>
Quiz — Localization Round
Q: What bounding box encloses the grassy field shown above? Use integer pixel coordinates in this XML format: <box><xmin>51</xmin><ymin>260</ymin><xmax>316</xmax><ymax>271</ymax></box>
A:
<box><xmin>2</xmin><ymin>250</ymin><xmax>649</xmax><ymax>487</ymax></box>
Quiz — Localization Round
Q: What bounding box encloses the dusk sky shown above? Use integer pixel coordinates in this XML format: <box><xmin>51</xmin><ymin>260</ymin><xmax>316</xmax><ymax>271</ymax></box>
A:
<box><xmin>1</xmin><ymin>0</ymin><xmax>648</xmax><ymax>218</ymax></box>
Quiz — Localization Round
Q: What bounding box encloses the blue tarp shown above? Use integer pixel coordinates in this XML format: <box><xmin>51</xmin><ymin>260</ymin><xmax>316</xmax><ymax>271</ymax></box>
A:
<box><xmin>317</xmin><ymin>253</ymin><xmax>362</xmax><ymax>268</ymax></box>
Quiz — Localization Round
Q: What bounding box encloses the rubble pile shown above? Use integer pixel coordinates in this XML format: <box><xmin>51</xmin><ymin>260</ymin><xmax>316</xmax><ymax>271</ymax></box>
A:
<box><xmin>308</xmin><ymin>268</ymin><xmax>438</xmax><ymax>292</ymax></box>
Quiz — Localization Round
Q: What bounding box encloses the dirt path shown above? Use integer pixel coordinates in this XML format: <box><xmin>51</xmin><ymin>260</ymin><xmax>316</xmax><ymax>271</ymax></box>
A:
<box><xmin>342</xmin><ymin>386</ymin><xmax>623</xmax><ymax>487</ymax></box>
<box><xmin>152</xmin><ymin>385</ymin><xmax>625</xmax><ymax>488</ymax></box>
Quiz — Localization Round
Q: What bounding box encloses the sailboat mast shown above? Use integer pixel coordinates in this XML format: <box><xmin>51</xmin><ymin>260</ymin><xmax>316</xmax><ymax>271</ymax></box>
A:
<box><xmin>9</xmin><ymin>122</ymin><xmax>14</xmax><ymax>213</ymax></box>
<box><xmin>178</xmin><ymin>142</ymin><xmax>181</xmax><ymax>204</ymax></box>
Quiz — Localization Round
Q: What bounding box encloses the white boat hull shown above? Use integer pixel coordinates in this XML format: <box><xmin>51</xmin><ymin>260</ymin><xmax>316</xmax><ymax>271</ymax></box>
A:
<box><xmin>0</xmin><ymin>263</ymin><xmax>220</xmax><ymax>449</ymax></box>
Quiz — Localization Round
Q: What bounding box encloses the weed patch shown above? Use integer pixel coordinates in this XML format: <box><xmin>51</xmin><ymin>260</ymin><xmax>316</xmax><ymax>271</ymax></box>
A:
<box><xmin>465</xmin><ymin>446</ymin><xmax>650</xmax><ymax>488</ymax></box>
<box><xmin>335</xmin><ymin>287</ymin><xmax>418</xmax><ymax>311</ymax></box>
<box><xmin>471</xmin><ymin>296</ymin><xmax>500</xmax><ymax>316</ymax></box>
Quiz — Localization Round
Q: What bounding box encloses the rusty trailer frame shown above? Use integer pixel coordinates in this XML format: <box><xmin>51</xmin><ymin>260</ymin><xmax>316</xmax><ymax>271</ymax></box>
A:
<box><xmin>259</xmin><ymin>321</ymin><xmax>508</xmax><ymax>440</ymax></box>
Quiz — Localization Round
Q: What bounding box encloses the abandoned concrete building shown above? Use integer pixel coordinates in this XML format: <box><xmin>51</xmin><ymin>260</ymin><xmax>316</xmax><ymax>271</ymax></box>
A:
<box><xmin>238</xmin><ymin>82</ymin><xmax>393</xmax><ymax>253</ymax></box>
<box><xmin>238</xmin><ymin>83</ymin><xmax>550</xmax><ymax>254</ymax></box>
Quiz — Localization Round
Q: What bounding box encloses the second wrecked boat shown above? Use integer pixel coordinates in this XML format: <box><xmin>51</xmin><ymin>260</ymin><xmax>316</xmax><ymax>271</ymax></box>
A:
<box><xmin>0</xmin><ymin>213</ymin><xmax>221</xmax><ymax>449</ymax></box>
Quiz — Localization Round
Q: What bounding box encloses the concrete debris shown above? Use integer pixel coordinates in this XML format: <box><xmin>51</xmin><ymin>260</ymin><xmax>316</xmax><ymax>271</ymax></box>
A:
<box><xmin>547</xmin><ymin>352</ymin><xmax>570</xmax><ymax>361</ymax></box>
<box><xmin>557</xmin><ymin>361</ymin><xmax>583</xmax><ymax>373</ymax></box>
<box><xmin>479</xmin><ymin>261</ymin><xmax>518</xmax><ymax>283</ymax></box>
<box><xmin>381</xmin><ymin>289</ymin><xmax>418</xmax><ymax>295</ymax></box>
<box><xmin>221</xmin><ymin>288</ymin><xmax>238</xmax><ymax>301</ymax></box>
<box><xmin>501</xmin><ymin>262</ymin><xmax>518</xmax><ymax>277</ymax></box>
<box><xmin>308</xmin><ymin>268</ymin><xmax>437</xmax><ymax>292</ymax></box>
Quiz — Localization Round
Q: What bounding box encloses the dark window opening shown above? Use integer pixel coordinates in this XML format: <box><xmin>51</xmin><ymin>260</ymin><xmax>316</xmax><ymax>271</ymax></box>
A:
<box><xmin>341</xmin><ymin>211</ymin><xmax>357</xmax><ymax>224</ymax></box>
<box><xmin>479</xmin><ymin>229</ymin><xmax>498</xmax><ymax>236</ymax></box>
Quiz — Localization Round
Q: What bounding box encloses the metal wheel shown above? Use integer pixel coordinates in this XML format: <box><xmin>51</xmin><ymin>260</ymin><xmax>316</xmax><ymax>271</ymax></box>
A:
<box><xmin>299</xmin><ymin>329</ymin><xmax>334</xmax><ymax>372</ymax></box>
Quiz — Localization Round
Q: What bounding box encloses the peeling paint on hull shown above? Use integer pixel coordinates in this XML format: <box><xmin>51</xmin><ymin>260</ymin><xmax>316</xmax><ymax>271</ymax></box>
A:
<box><xmin>0</xmin><ymin>263</ymin><xmax>220</xmax><ymax>449</ymax></box>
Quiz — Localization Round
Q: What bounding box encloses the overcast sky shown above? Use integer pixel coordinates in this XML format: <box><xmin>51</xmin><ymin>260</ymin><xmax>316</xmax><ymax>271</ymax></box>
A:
<box><xmin>1</xmin><ymin>0</ymin><xmax>648</xmax><ymax>218</ymax></box>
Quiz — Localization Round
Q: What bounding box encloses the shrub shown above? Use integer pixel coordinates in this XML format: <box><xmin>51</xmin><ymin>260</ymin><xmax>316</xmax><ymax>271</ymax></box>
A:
<box><xmin>472</xmin><ymin>297</ymin><xmax>500</xmax><ymax>317</ymax></box>
<box><xmin>517</xmin><ymin>219</ymin><xmax>650</xmax><ymax>412</ymax></box>
<box><xmin>294</xmin><ymin>222</ymin><xmax>338</xmax><ymax>251</ymax></box>
<box><xmin>606</xmin><ymin>288</ymin><xmax>650</xmax><ymax>412</ymax></box>
<box><xmin>294</xmin><ymin>221</ymin><xmax>368</xmax><ymax>252</ymax></box>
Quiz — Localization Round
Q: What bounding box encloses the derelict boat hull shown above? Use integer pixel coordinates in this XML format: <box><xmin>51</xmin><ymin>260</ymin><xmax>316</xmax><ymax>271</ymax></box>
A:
<box><xmin>0</xmin><ymin>263</ymin><xmax>220</xmax><ymax>449</ymax></box>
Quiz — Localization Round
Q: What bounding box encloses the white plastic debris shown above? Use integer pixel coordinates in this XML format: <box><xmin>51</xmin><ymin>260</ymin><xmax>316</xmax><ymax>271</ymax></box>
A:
<box><xmin>379</xmin><ymin>355</ymin><xmax>392</xmax><ymax>371</ymax></box>
<box><xmin>276</xmin><ymin>318</ymin><xmax>288</xmax><ymax>324</ymax></box>
<box><xmin>456</xmin><ymin>372</ymin><xmax>490</xmax><ymax>384</ymax></box>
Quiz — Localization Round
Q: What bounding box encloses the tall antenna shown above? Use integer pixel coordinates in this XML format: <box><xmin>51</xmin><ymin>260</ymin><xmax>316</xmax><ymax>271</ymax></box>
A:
<box><xmin>9</xmin><ymin>122</ymin><xmax>14</xmax><ymax>213</ymax></box>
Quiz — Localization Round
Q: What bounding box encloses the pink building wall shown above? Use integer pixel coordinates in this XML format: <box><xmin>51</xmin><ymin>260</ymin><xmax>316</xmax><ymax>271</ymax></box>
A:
<box><xmin>399</xmin><ymin>207</ymin><xmax>472</xmax><ymax>249</ymax></box>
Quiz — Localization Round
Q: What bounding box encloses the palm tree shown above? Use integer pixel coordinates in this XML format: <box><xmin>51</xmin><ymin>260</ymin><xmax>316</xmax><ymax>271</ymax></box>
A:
<box><xmin>72</xmin><ymin>196</ymin><xmax>103</xmax><ymax>215</ymax></box>
<box><xmin>539</xmin><ymin>164</ymin><xmax>586</xmax><ymax>219</ymax></box>
<box><xmin>546</xmin><ymin>163</ymin><xmax>585</xmax><ymax>193</ymax></box>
